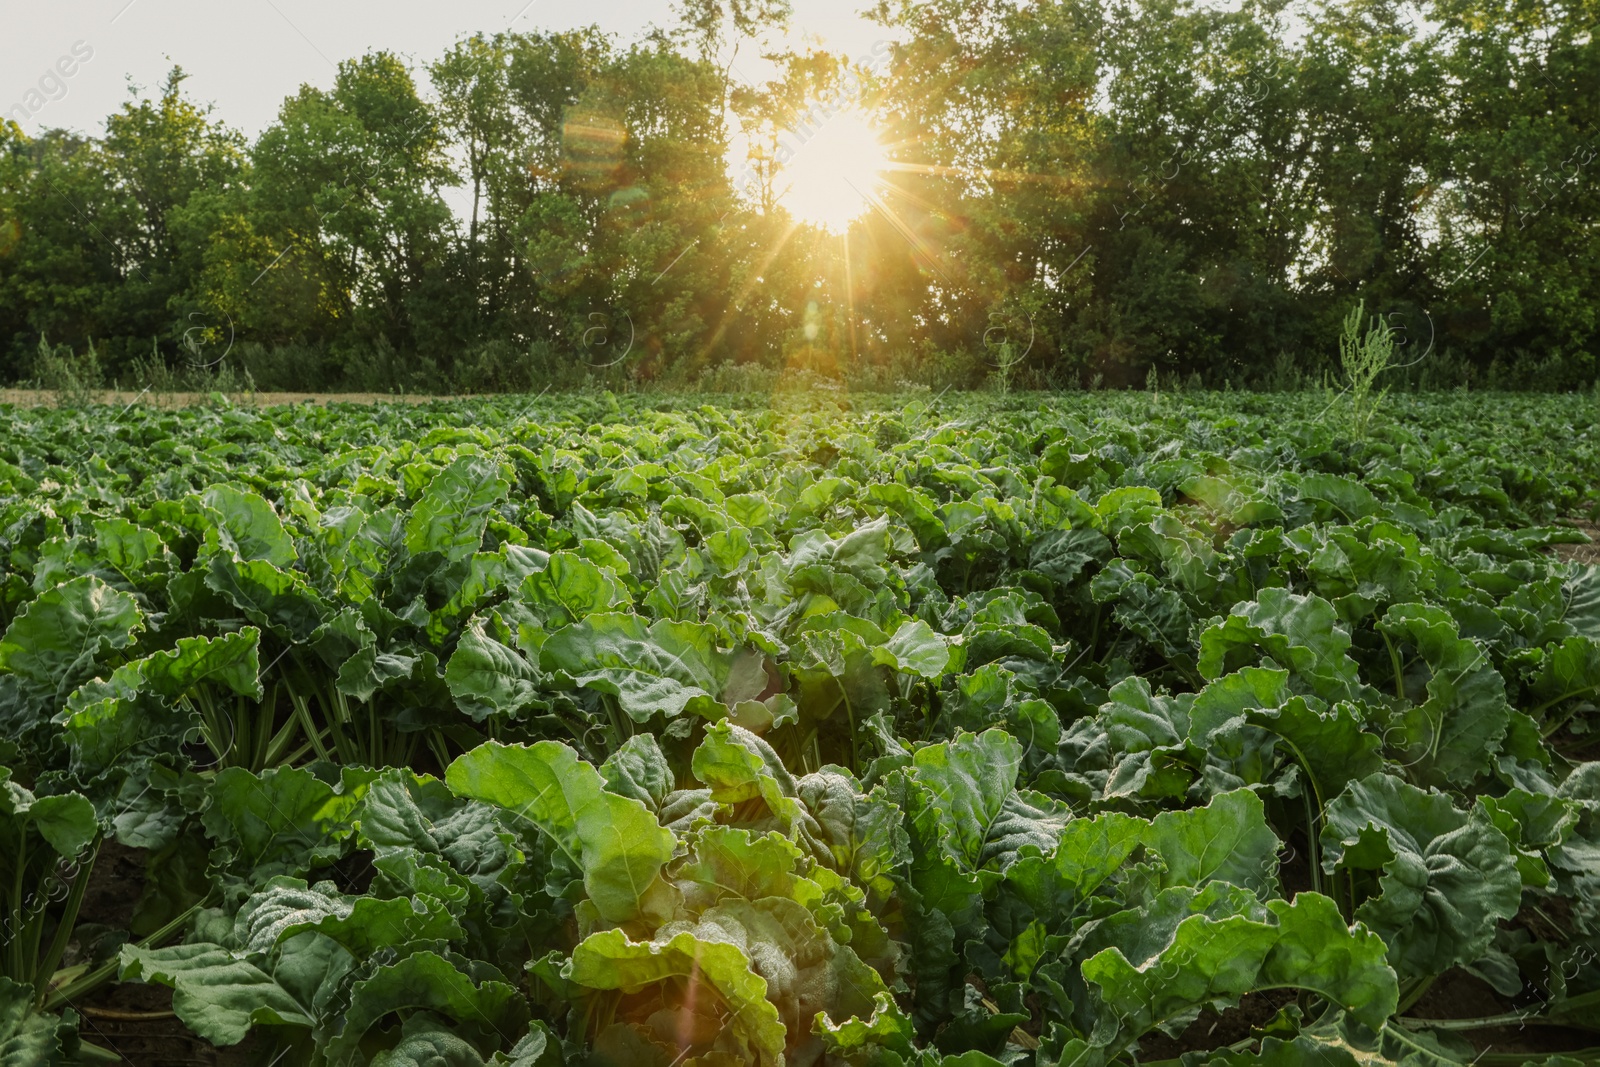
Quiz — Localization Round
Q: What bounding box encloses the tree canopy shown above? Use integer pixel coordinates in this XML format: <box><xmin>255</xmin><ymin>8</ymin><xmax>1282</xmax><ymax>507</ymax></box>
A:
<box><xmin>1</xmin><ymin>0</ymin><xmax>1595</xmax><ymax>392</ymax></box>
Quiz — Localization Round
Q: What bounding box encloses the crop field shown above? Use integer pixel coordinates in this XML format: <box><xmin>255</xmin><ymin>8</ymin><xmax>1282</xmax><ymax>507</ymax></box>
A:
<box><xmin>2</xmin><ymin>390</ymin><xmax>1599</xmax><ymax>1067</ymax></box>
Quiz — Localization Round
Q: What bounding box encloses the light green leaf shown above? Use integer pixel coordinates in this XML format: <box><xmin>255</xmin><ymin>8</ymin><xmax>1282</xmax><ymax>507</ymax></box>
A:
<box><xmin>1378</xmin><ymin>603</ymin><xmax>1511</xmax><ymax>787</ymax></box>
<box><xmin>515</xmin><ymin>550</ymin><xmax>631</xmax><ymax>629</ymax></box>
<box><xmin>1198</xmin><ymin>589</ymin><xmax>1361</xmax><ymax>703</ymax></box>
<box><xmin>600</xmin><ymin>735</ymin><xmax>676</xmax><ymax>813</ymax></box>
<box><xmin>405</xmin><ymin>455</ymin><xmax>511</xmax><ymax>563</ymax></box>
<box><xmin>235</xmin><ymin>878</ymin><xmax>463</xmax><ymax>957</ymax></box>
<box><xmin>201</xmin><ymin>485</ymin><xmax>298</xmax><ymax>567</ymax></box>
<box><xmin>1145</xmin><ymin>788</ymin><xmax>1280</xmax><ymax>895</ymax></box>
<box><xmin>0</xmin><ymin>575</ymin><xmax>142</xmax><ymax>688</ymax></box>
<box><xmin>540</xmin><ymin>613</ymin><xmax>727</xmax><ymax>721</ymax></box>
<box><xmin>877</xmin><ymin>619</ymin><xmax>952</xmax><ymax>679</ymax></box>
<box><xmin>567</xmin><ymin>928</ymin><xmax>787</xmax><ymax>1066</ymax></box>
<box><xmin>692</xmin><ymin>721</ymin><xmax>812</xmax><ymax>834</ymax></box>
<box><xmin>445</xmin><ymin>740</ymin><xmax>676</xmax><ymax>925</ymax></box>
<box><xmin>1082</xmin><ymin>891</ymin><xmax>1395</xmax><ymax>1051</ymax></box>
<box><xmin>906</xmin><ymin>729</ymin><xmax>1071</xmax><ymax>871</ymax></box>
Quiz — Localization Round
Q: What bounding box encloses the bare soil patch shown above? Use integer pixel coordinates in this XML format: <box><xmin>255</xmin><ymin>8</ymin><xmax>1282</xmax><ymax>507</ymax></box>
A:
<box><xmin>1553</xmin><ymin>519</ymin><xmax>1600</xmax><ymax>565</ymax></box>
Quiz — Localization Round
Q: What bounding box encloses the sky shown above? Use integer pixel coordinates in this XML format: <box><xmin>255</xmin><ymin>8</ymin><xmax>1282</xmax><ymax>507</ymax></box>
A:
<box><xmin>2</xmin><ymin>0</ymin><xmax>887</xmax><ymax>138</ymax></box>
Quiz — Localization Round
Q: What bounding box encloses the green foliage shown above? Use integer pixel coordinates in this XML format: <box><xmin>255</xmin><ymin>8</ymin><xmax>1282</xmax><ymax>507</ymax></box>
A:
<box><xmin>1335</xmin><ymin>301</ymin><xmax>1398</xmax><ymax>440</ymax></box>
<box><xmin>0</xmin><ymin>390</ymin><xmax>1595</xmax><ymax>1064</ymax></box>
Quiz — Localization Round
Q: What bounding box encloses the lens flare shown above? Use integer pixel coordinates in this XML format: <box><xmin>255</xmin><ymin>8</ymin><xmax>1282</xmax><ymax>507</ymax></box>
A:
<box><xmin>775</xmin><ymin>111</ymin><xmax>887</xmax><ymax>233</ymax></box>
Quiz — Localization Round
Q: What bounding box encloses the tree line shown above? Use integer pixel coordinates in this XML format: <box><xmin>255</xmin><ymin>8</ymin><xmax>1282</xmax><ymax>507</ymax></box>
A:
<box><xmin>1</xmin><ymin>0</ymin><xmax>1595</xmax><ymax>393</ymax></box>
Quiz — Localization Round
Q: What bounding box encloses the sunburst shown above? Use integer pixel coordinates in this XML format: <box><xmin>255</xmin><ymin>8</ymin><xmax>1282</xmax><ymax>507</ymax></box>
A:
<box><xmin>775</xmin><ymin>111</ymin><xmax>890</xmax><ymax>233</ymax></box>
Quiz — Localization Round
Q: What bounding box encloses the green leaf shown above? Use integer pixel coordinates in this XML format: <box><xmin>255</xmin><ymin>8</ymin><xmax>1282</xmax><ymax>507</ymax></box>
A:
<box><xmin>795</xmin><ymin>769</ymin><xmax>910</xmax><ymax>909</ymax></box>
<box><xmin>1094</xmin><ymin>487</ymin><xmax>1164</xmax><ymax>533</ymax></box>
<box><xmin>1194</xmin><ymin>1035</ymin><xmax>1362</xmax><ymax>1066</ymax></box>
<box><xmin>1560</xmin><ymin>566</ymin><xmax>1600</xmax><ymax>641</ymax></box>
<box><xmin>235</xmin><ymin>878</ymin><xmax>464</xmax><ymax>957</ymax></box>
<box><xmin>1081</xmin><ymin>891</ymin><xmax>1395</xmax><ymax>1052</ymax></box>
<box><xmin>23</xmin><ymin>793</ymin><xmax>98</xmax><ymax>857</ymax></box>
<box><xmin>1093</xmin><ymin>675</ymin><xmax>1196</xmax><ymax>801</ymax></box>
<box><xmin>353</xmin><ymin>768</ymin><xmax>521</xmax><ymax>926</ymax></box>
<box><xmin>202</xmin><ymin>766</ymin><xmax>365</xmax><ymax>888</ymax></box>
<box><xmin>205</xmin><ymin>554</ymin><xmax>331</xmax><ymax>643</ymax></box>
<box><xmin>567</xmin><ymin>928</ymin><xmax>788</xmax><ymax>1066</ymax></box>
<box><xmin>445</xmin><ymin>740</ymin><xmax>676</xmax><ymax>925</ymax></box>
<box><xmin>0</xmin><ymin>575</ymin><xmax>142</xmax><ymax>689</ymax></box>
<box><xmin>1255</xmin><ymin>893</ymin><xmax>1397</xmax><ymax>1030</ymax></box>
<box><xmin>671</xmin><ymin>826</ymin><xmax>808</xmax><ymax>907</ymax></box>
<box><xmin>327</xmin><ymin>951</ymin><xmax>527</xmax><ymax>1066</ymax></box>
<box><xmin>94</xmin><ymin>516</ymin><xmax>171</xmax><ymax>576</ymax></box>
<box><xmin>1247</xmin><ymin>698</ymin><xmax>1384</xmax><ymax>805</ymax></box>
<box><xmin>516</xmin><ymin>550</ymin><xmax>631</xmax><ymax>629</ymax></box>
<box><xmin>118</xmin><ymin>942</ymin><xmax>314</xmax><ymax>1046</ymax></box>
<box><xmin>540</xmin><ymin>613</ymin><xmax>727</xmax><ymax>722</ymax></box>
<box><xmin>1296</xmin><ymin>473</ymin><xmax>1380</xmax><ymax>523</ymax></box>
<box><xmin>1145</xmin><ymin>787</ymin><xmax>1280</xmax><ymax>895</ymax></box>
<box><xmin>878</xmin><ymin>619</ymin><xmax>952</xmax><ymax>679</ymax></box>
<box><xmin>1478</xmin><ymin>788</ymin><xmax>1578</xmax><ymax>888</ymax></box>
<box><xmin>0</xmin><ymin>977</ymin><xmax>63</xmax><ymax>1066</ymax></box>
<box><xmin>145</xmin><ymin>628</ymin><xmax>264</xmax><ymax>700</ymax></box>
<box><xmin>942</xmin><ymin>664</ymin><xmax>1063</xmax><ymax>761</ymax></box>
<box><xmin>812</xmin><ymin>990</ymin><xmax>916</xmax><ymax>1061</ymax></box>
<box><xmin>405</xmin><ymin>455</ymin><xmax>512</xmax><ymax>563</ymax></box>
<box><xmin>1027</xmin><ymin>526</ymin><xmax>1112</xmax><ymax>590</ymax></box>
<box><xmin>692</xmin><ymin>720</ymin><xmax>817</xmax><ymax>839</ymax></box>
<box><xmin>600</xmin><ymin>735</ymin><xmax>676</xmax><ymax>813</ymax></box>
<box><xmin>1004</xmin><ymin>810</ymin><xmax>1146</xmax><ymax>924</ymax></box>
<box><xmin>445</xmin><ymin>620</ymin><xmax>543</xmax><ymax>721</ymax></box>
<box><xmin>1377</xmin><ymin>603</ymin><xmax>1511</xmax><ymax>787</ymax></box>
<box><xmin>1198</xmin><ymin>588</ymin><xmax>1361</xmax><ymax>703</ymax></box>
<box><xmin>1089</xmin><ymin>559</ymin><xmax>1196</xmax><ymax>662</ymax></box>
<box><xmin>906</xmin><ymin>729</ymin><xmax>1071</xmax><ymax>872</ymax></box>
<box><xmin>1082</xmin><ymin>905</ymin><xmax>1278</xmax><ymax>1046</ymax></box>
<box><xmin>200</xmin><ymin>485</ymin><xmax>298</xmax><ymax>567</ymax></box>
<box><xmin>1528</xmin><ymin>635</ymin><xmax>1600</xmax><ymax>723</ymax></box>
<box><xmin>368</xmin><ymin>1018</ymin><xmax>491</xmax><ymax>1067</ymax></box>
<box><xmin>61</xmin><ymin>629</ymin><xmax>262</xmax><ymax>778</ymax></box>
<box><xmin>1320</xmin><ymin>773</ymin><xmax>1521</xmax><ymax>978</ymax></box>
<box><xmin>0</xmin><ymin>772</ymin><xmax>98</xmax><ymax>857</ymax></box>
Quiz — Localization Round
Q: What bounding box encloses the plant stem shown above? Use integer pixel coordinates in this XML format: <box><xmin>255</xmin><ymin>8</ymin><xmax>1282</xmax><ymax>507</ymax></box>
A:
<box><xmin>840</xmin><ymin>685</ymin><xmax>859</xmax><ymax>774</ymax></box>
<box><xmin>291</xmin><ymin>692</ymin><xmax>332</xmax><ymax>762</ymax></box>
<box><xmin>43</xmin><ymin>897</ymin><xmax>210</xmax><ymax>1012</ymax></box>
<box><xmin>1382</xmin><ymin>630</ymin><xmax>1406</xmax><ymax>702</ymax></box>
<box><xmin>1542</xmin><ymin>698</ymin><xmax>1596</xmax><ymax>740</ymax></box>
<box><xmin>72</xmin><ymin>1041</ymin><xmax>122</xmax><ymax>1063</ymax></box>
<box><xmin>1395</xmin><ymin>974</ymin><xmax>1437</xmax><ymax>1015</ymax></box>
<box><xmin>10</xmin><ymin>835</ymin><xmax>28</xmax><ymax>979</ymax></box>
<box><xmin>32</xmin><ymin>837</ymin><xmax>99</xmax><ymax>1005</ymax></box>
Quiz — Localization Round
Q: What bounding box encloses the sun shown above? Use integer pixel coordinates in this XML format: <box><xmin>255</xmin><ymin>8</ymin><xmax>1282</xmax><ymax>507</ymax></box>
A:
<box><xmin>775</xmin><ymin>111</ymin><xmax>889</xmax><ymax>233</ymax></box>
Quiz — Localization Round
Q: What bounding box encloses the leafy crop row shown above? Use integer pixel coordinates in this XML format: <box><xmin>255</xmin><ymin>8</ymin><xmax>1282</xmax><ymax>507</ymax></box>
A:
<box><xmin>1</xmin><ymin>391</ymin><xmax>1597</xmax><ymax>1066</ymax></box>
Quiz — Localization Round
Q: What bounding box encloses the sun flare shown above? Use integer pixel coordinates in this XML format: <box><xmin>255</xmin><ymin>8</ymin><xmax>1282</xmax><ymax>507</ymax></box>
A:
<box><xmin>775</xmin><ymin>111</ymin><xmax>888</xmax><ymax>233</ymax></box>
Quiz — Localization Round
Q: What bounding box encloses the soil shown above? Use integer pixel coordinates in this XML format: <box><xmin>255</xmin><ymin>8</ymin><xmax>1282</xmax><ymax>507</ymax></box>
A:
<box><xmin>1552</xmin><ymin>519</ymin><xmax>1600</xmax><ymax>565</ymax></box>
<box><xmin>65</xmin><ymin>843</ymin><xmax>269</xmax><ymax>1066</ymax></box>
<box><xmin>0</xmin><ymin>389</ymin><xmax>479</xmax><ymax>409</ymax></box>
<box><xmin>1404</xmin><ymin>970</ymin><xmax>1598</xmax><ymax>1060</ymax></box>
<box><xmin>1135</xmin><ymin>989</ymin><xmax>1300</xmax><ymax>1060</ymax></box>
<box><xmin>1133</xmin><ymin>969</ymin><xmax>1598</xmax><ymax>1062</ymax></box>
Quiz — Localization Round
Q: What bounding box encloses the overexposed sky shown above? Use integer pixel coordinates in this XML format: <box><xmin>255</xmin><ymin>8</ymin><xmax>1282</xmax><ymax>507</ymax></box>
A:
<box><xmin>2</xmin><ymin>0</ymin><xmax>886</xmax><ymax>138</ymax></box>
